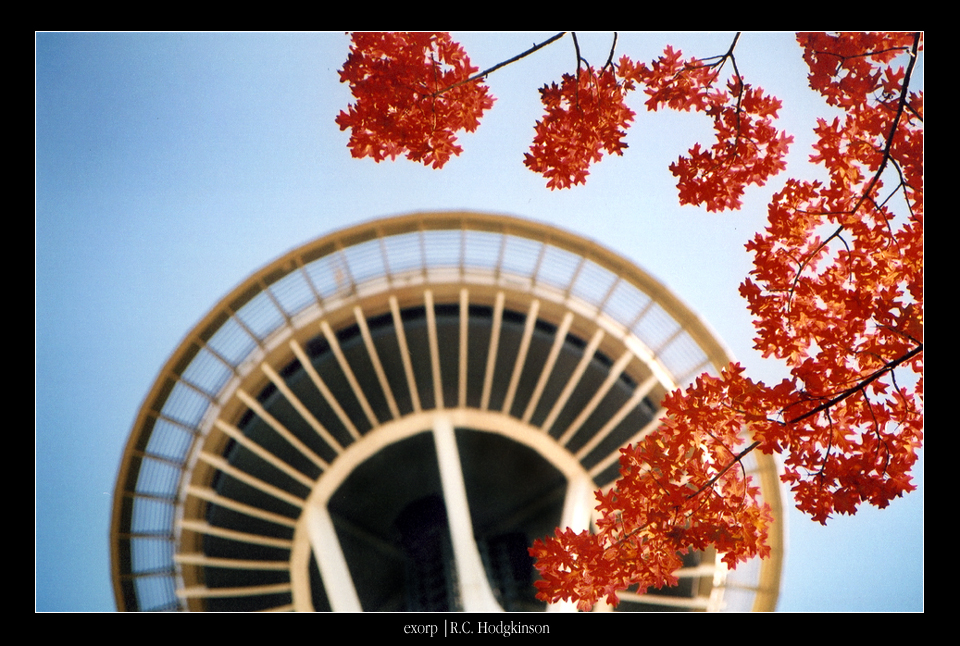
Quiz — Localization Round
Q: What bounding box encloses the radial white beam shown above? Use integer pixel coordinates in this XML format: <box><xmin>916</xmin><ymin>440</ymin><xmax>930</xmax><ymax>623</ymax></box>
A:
<box><xmin>522</xmin><ymin>311</ymin><xmax>573</xmax><ymax>424</ymax></box>
<box><xmin>289</xmin><ymin>339</ymin><xmax>357</xmax><ymax>445</ymax></box>
<box><xmin>235</xmin><ymin>389</ymin><xmax>329</xmax><ymax>470</ymax></box>
<box><xmin>541</xmin><ymin>327</ymin><xmax>605</xmax><ymax>434</ymax></box>
<box><xmin>174</xmin><ymin>553</ymin><xmax>290</xmax><ymax>570</ymax></box>
<box><xmin>557</xmin><ymin>349</ymin><xmax>634</xmax><ymax>447</ymax></box>
<box><xmin>197</xmin><ymin>452</ymin><xmax>306</xmax><ymax>509</ymax></box>
<box><xmin>390</xmin><ymin>295</ymin><xmax>422</xmax><ymax>413</ymax></box>
<box><xmin>260</xmin><ymin>362</ymin><xmax>344</xmax><ymax>455</ymax></box>
<box><xmin>320</xmin><ymin>320</ymin><xmax>379</xmax><ymax>429</ymax></box>
<box><xmin>575</xmin><ymin>373</ymin><xmax>659</xmax><ymax>461</ymax></box>
<box><xmin>424</xmin><ymin>289</ymin><xmax>445</xmax><ymax>409</ymax></box>
<box><xmin>354</xmin><ymin>305</ymin><xmax>401</xmax><ymax>419</ymax></box>
<box><xmin>214</xmin><ymin>419</ymin><xmax>315</xmax><ymax>489</ymax></box>
<box><xmin>480</xmin><ymin>292</ymin><xmax>505</xmax><ymax>410</ymax></box>
<box><xmin>501</xmin><ymin>299</ymin><xmax>540</xmax><ymax>415</ymax></box>
<box><xmin>186</xmin><ymin>486</ymin><xmax>297</xmax><ymax>528</ymax></box>
<box><xmin>177</xmin><ymin>582</ymin><xmax>293</xmax><ymax>599</ymax></box>
<box><xmin>458</xmin><ymin>288</ymin><xmax>469</xmax><ymax>408</ymax></box>
<box><xmin>179</xmin><ymin>519</ymin><xmax>294</xmax><ymax>549</ymax></box>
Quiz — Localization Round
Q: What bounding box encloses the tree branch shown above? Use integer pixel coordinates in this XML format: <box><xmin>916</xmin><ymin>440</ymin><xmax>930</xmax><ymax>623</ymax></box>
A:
<box><xmin>784</xmin><ymin>32</ymin><xmax>922</xmax><ymax>309</ymax></box>
<box><xmin>432</xmin><ymin>32</ymin><xmax>567</xmax><ymax>96</ymax></box>
<box><xmin>784</xmin><ymin>343</ymin><xmax>923</xmax><ymax>426</ymax></box>
<box><xmin>848</xmin><ymin>32</ymin><xmax>922</xmax><ymax>218</ymax></box>
<box><xmin>685</xmin><ymin>439</ymin><xmax>761</xmax><ymax>502</ymax></box>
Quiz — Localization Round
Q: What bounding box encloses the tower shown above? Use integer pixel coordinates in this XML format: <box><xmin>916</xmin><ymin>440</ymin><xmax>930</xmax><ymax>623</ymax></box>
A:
<box><xmin>110</xmin><ymin>211</ymin><xmax>784</xmax><ymax>612</ymax></box>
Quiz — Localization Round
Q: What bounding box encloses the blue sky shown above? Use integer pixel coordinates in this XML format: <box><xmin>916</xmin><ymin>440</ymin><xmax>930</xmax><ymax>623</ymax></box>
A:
<box><xmin>36</xmin><ymin>32</ymin><xmax>922</xmax><ymax>612</ymax></box>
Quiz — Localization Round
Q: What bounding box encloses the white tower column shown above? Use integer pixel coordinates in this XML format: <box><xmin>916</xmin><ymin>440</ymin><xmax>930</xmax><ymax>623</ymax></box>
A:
<box><xmin>432</xmin><ymin>414</ymin><xmax>503</xmax><ymax>612</ymax></box>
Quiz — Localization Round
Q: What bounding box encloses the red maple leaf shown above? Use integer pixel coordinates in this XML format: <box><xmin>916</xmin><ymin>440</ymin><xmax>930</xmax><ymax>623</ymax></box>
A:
<box><xmin>635</xmin><ymin>48</ymin><xmax>793</xmax><ymax>211</ymax></box>
<box><xmin>531</xmin><ymin>33</ymin><xmax>922</xmax><ymax>607</ymax></box>
<box><xmin>333</xmin><ymin>33</ymin><xmax>923</xmax><ymax>609</ymax></box>
<box><xmin>336</xmin><ymin>32</ymin><xmax>494</xmax><ymax>169</ymax></box>
<box><xmin>524</xmin><ymin>63</ymin><xmax>637</xmax><ymax>189</ymax></box>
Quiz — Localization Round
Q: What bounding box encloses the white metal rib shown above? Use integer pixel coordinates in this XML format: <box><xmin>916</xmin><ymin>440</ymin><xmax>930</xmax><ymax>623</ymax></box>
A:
<box><xmin>289</xmin><ymin>339</ymin><xmax>357</xmax><ymax>445</ymax></box>
<box><xmin>540</xmin><ymin>327</ymin><xmax>605</xmax><ymax>434</ymax></box>
<box><xmin>458</xmin><ymin>288</ymin><xmax>469</xmax><ymax>408</ymax></box>
<box><xmin>236</xmin><ymin>389</ymin><xmax>329</xmax><ymax>470</ymax></box>
<box><xmin>186</xmin><ymin>486</ymin><xmax>297</xmax><ymax>528</ymax></box>
<box><xmin>259</xmin><ymin>362</ymin><xmax>344</xmax><ymax>458</ymax></box>
<box><xmin>424</xmin><ymin>289</ymin><xmax>444</xmax><ymax>409</ymax></box>
<box><xmin>320</xmin><ymin>320</ymin><xmax>379</xmax><ymax>430</ymax></box>
<box><xmin>354</xmin><ymin>305</ymin><xmax>401</xmax><ymax>419</ymax></box>
<box><xmin>480</xmin><ymin>291</ymin><xmax>505</xmax><ymax>411</ymax></box>
<box><xmin>575</xmin><ymin>373</ymin><xmax>660</xmax><ymax>461</ymax></box>
<box><xmin>389</xmin><ymin>295</ymin><xmax>422</xmax><ymax>413</ymax></box>
<box><xmin>177</xmin><ymin>583</ymin><xmax>293</xmax><ymax>599</ymax></box>
<box><xmin>676</xmin><ymin>563</ymin><xmax>720</xmax><ymax>578</ymax></box>
<box><xmin>174</xmin><ymin>553</ymin><xmax>290</xmax><ymax>571</ymax></box>
<box><xmin>557</xmin><ymin>349</ymin><xmax>634</xmax><ymax>447</ymax></box>
<box><xmin>588</xmin><ymin>411</ymin><xmax>666</xmax><ymax>481</ymax></box>
<box><xmin>197</xmin><ymin>451</ymin><xmax>306</xmax><ymax>509</ymax></box>
<box><xmin>522</xmin><ymin>311</ymin><xmax>574</xmax><ymax>424</ymax></box>
<box><xmin>178</xmin><ymin>519</ymin><xmax>294</xmax><ymax>549</ymax></box>
<box><xmin>501</xmin><ymin>299</ymin><xmax>540</xmax><ymax>415</ymax></box>
<box><xmin>214</xmin><ymin>419</ymin><xmax>316</xmax><ymax>489</ymax></box>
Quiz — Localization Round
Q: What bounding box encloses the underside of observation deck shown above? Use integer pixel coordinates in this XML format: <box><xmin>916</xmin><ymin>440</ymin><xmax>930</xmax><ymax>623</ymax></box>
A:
<box><xmin>111</xmin><ymin>212</ymin><xmax>783</xmax><ymax>612</ymax></box>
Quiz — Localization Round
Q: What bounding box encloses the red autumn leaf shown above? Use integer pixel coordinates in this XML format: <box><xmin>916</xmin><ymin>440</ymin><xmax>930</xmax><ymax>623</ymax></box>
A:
<box><xmin>334</xmin><ymin>32</ymin><xmax>923</xmax><ymax>610</ymax></box>
<box><xmin>336</xmin><ymin>32</ymin><xmax>494</xmax><ymax>169</ymax></box>
<box><xmin>530</xmin><ymin>32</ymin><xmax>921</xmax><ymax>608</ymax></box>
<box><xmin>524</xmin><ymin>64</ymin><xmax>637</xmax><ymax>189</ymax></box>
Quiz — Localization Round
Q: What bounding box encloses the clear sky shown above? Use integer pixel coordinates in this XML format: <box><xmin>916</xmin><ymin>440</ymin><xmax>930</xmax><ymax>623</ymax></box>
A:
<box><xmin>36</xmin><ymin>32</ymin><xmax>922</xmax><ymax>612</ymax></box>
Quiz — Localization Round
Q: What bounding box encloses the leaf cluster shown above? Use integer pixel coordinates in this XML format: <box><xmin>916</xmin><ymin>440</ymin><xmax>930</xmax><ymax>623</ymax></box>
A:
<box><xmin>625</xmin><ymin>45</ymin><xmax>793</xmax><ymax>211</ymax></box>
<box><xmin>739</xmin><ymin>32</ymin><xmax>923</xmax><ymax>525</ymax></box>
<box><xmin>333</xmin><ymin>31</ymin><xmax>923</xmax><ymax>611</ymax></box>
<box><xmin>335</xmin><ymin>32</ymin><xmax>494</xmax><ymax>169</ymax></box>
<box><xmin>523</xmin><ymin>65</ymin><xmax>636</xmax><ymax>189</ymax></box>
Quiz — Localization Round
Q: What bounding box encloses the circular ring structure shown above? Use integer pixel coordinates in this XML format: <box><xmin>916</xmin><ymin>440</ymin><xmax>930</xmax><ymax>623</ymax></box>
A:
<box><xmin>110</xmin><ymin>211</ymin><xmax>784</xmax><ymax>612</ymax></box>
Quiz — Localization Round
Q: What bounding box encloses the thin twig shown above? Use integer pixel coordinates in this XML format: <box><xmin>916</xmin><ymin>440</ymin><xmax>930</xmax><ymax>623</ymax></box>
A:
<box><xmin>431</xmin><ymin>32</ymin><xmax>567</xmax><ymax>96</ymax></box>
<box><xmin>685</xmin><ymin>440</ymin><xmax>761</xmax><ymax>502</ymax></box>
<box><xmin>604</xmin><ymin>32</ymin><xmax>619</xmax><ymax>70</ymax></box>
